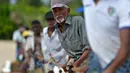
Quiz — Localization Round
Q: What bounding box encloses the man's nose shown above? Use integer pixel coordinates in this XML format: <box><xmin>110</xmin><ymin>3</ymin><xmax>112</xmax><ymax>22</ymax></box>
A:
<box><xmin>55</xmin><ymin>11</ymin><xmax>61</xmax><ymax>15</ymax></box>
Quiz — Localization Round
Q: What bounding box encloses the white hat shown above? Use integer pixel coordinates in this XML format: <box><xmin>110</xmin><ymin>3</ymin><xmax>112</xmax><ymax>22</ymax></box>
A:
<box><xmin>51</xmin><ymin>0</ymin><xmax>69</xmax><ymax>9</ymax></box>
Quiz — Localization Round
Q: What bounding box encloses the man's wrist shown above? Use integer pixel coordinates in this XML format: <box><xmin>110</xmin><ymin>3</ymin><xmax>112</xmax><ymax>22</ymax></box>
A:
<box><xmin>106</xmin><ymin>65</ymin><xmax>116</xmax><ymax>73</ymax></box>
<box><xmin>73</xmin><ymin>60</ymin><xmax>81</xmax><ymax>67</ymax></box>
<box><xmin>76</xmin><ymin>57</ymin><xmax>84</xmax><ymax>66</ymax></box>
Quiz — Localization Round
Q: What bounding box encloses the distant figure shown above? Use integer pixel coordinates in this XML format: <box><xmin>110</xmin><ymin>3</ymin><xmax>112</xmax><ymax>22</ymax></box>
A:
<box><xmin>21</xmin><ymin>20</ymin><xmax>44</xmax><ymax>73</ymax></box>
<box><xmin>12</xmin><ymin>24</ymin><xmax>25</xmax><ymax>62</ymax></box>
<box><xmin>22</xmin><ymin>26</ymin><xmax>33</xmax><ymax>40</ymax></box>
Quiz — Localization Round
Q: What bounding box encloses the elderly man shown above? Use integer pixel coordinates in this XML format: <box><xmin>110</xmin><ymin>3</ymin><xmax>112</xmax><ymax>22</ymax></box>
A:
<box><xmin>51</xmin><ymin>0</ymin><xmax>91</xmax><ymax>72</ymax></box>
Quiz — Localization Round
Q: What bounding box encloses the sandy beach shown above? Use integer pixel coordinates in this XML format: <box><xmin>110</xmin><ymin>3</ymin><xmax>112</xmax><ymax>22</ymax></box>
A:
<box><xmin>0</xmin><ymin>40</ymin><xmax>15</xmax><ymax>71</ymax></box>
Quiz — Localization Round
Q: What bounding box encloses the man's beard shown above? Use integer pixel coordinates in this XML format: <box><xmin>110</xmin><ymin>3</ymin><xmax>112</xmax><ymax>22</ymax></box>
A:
<box><xmin>55</xmin><ymin>15</ymin><xmax>66</xmax><ymax>24</ymax></box>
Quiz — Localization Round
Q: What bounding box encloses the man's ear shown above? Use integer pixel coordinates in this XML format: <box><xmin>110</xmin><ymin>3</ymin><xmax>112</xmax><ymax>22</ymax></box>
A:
<box><xmin>67</xmin><ymin>8</ymin><xmax>70</xmax><ymax>15</ymax></box>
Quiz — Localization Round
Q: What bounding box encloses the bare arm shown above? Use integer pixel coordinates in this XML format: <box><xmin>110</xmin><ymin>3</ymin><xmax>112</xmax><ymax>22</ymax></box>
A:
<box><xmin>73</xmin><ymin>16</ymin><xmax>91</xmax><ymax>67</ymax></box>
<box><xmin>104</xmin><ymin>0</ymin><xmax>130</xmax><ymax>72</ymax></box>
<box><xmin>73</xmin><ymin>49</ymin><xmax>90</xmax><ymax>67</ymax></box>
<box><xmin>104</xmin><ymin>29</ymin><xmax>130</xmax><ymax>73</ymax></box>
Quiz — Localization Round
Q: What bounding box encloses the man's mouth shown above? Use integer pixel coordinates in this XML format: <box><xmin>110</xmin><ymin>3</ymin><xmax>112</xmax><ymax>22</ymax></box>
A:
<box><xmin>55</xmin><ymin>15</ymin><xmax>65</xmax><ymax>23</ymax></box>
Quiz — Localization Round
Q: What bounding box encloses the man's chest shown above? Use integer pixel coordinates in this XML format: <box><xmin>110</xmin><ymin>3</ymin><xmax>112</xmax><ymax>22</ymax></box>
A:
<box><xmin>58</xmin><ymin>25</ymin><xmax>80</xmax><ymax>42</ymax></box>
<box><xmin>34</xmin><ymin>37</ymin><xmax>42</xmax><ymax>51</ymax></box>
<box><xmin>87</xmin><ymin>2</ymin><xmax>119</xmax><ymax>33</ymax></box>
<box><xmin>57</xmin><ymin>25</ymin><xmax>81</xmax><ymax>50</ymax></box>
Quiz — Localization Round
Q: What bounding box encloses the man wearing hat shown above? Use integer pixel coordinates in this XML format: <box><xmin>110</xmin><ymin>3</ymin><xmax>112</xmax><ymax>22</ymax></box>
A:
<box><xmin>51</xmin><ymin>0</ymin><xmax>91</xmax><ymax>72</ymax></box>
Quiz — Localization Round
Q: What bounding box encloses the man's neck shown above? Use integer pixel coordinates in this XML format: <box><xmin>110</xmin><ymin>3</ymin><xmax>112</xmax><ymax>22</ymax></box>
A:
<box><xmin>48</xmin><ymin>27</ymin><xmax>54</xmax><ymax>37</ymax></box>
<box><xmin>59</xmin><ymin>24</ymin><xmax>64</xmax><ymax>33</ymax></box>
<box><xmin>34</xmin><ymin>33</ymin><xmax>41</xmax><ymax>37</ymax></box>
<box><xmin>48</xmin><ymin>27</ymin><xmax>54</xmax><ymax>32</ymax></box>
<box><xmin>59</xmin><ymin>21</ymin><xmax>65</xmax><ymax>32</ymax></box>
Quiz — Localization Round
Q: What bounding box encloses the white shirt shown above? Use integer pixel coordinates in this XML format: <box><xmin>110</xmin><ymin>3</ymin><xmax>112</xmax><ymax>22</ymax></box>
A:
<box><xmin>83</xmin><ymin>0</ymin><xmax>130</xmax><ymax>68</ymax></box>
<box><xmin>25</xmin><ymin>33</ymin><xmax>44</xmax><ymax>70</ymax></box>
<box><xmin>25</xmin><ymin>36</ymin><xmax>34</xmax><ymax>51</ymax></box>
<box><xmin>25</xmin><ymin>33</ymin><xmax>44</xmax><ymax>51</ymax></box>
<box><xmin>42</xmin><ymin>27</ymin><xmax>67</xmax><ymax>65</ymax></box>
<box><xmin>12</xmin><ymin>30</ymin><xmax>25</xmax><ymax>43</ymax></box>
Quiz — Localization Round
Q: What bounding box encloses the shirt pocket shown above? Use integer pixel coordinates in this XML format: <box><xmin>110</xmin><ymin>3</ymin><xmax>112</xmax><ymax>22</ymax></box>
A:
<box><xmin>68</xmin><ymin>37</ymin><xmax>80</xmax><ymax>51</ymax></box>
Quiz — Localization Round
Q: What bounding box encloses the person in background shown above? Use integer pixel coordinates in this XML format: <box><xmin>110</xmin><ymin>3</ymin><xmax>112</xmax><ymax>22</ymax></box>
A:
<box><xmin>22</xmin><ymin>29</ymin><xmax>33</xmax><ymax>53</ymax></box>
<box><xmin>12</xmin><ymin>23</ymin><xmax>25</xmax><ymax>62</ymax></box>
<box><xmin>24</xmin><ymin>25</ymin><xmax>33</xmax><ymax>36</ymax></box>
<box><xmin>41</xmin><ymin>11</ymin><xmax>67</xmax><ymax>73</ymax></box>
<box><xmin>21</xmin><ymin>20</ymin><xmax>44</xmax><ymax>73</ymax></box>
<box><xmin>83</xmin><ymin>0</ymin><xmax>130</xmax><ymax>73</ymax></box>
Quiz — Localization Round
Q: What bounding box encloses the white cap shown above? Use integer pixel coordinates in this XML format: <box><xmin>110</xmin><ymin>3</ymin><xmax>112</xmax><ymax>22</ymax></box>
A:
<box><xmin>51</xmin><ymin>0</ymin><xmax>69</xmax><ymax>9</ymax></box>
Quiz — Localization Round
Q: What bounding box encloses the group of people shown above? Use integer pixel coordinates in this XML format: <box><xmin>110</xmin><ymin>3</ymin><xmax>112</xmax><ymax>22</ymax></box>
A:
<box><xmin>12</xmin><ymin>11</ymin><xmax>66</xmax><ymax>73</ymax></box>
<box><xmin>12</xmin><ymin>0</ymin><xmax>130</xmax><ymax>73</ymax></box>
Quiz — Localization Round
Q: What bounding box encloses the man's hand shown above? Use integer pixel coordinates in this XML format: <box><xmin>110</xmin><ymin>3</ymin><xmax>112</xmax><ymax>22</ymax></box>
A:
<box><xmin>72</xmin><ymin>67</ymin><xmax>81</xmax><ymax>72</ymax></box>
<box><xmin>73</xmin><ymin>49</ymin><xmax>90</xmax><ymax>67</ymax></box>
<box><xmin>58</xmin><ymin>64</ymin><xmax>66</xmax><ymax>68</ymax></box>
<box><xmin>36</xmin><ymin>55</ymin><xmax>43</xmax><ymax>61</ymax></box>
<box><xmin>103</xmin><ymin>29</ymin><xmax>130</xmax><ymax>73</ymax></box>
<box><xmin>103</xmin><ymin>68</ymin><xmax>115</xmax><ymax>73</ymax></box>
<box><xmin>72</xmin><ymin>66</ymin><xmax>88</xmax><ymax>73</ymax></box>
<box><xmin>73</xmin><ymin>60</ymin><xmax>81</xmax><ymax>67</ymax></box>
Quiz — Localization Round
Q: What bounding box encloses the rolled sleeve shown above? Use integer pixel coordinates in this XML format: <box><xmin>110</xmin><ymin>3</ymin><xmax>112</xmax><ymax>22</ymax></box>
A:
<box><xmin>78</xmin><ymin>16</ymin><xmax>90</xmax><ymax>52</ymax></box>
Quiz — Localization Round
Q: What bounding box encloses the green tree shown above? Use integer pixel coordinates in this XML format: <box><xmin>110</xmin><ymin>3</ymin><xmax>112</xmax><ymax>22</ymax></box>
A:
<box><xmin>0</xmin><ymin>4</ymin><xmax>17</xmax><ymax>39</ymax></box>
<box><xmin>0</xmin><ymin>0</ymin><xmax>83</xmax><ymax>40</ymax></box>
<box><xmin>0</xmin><ymin>0</ymin><xmax>9</xmax><ymax>4</ymax></box>
<box><xmin>29</xmin><ymin>0</ymin><xmax>42</xmax><ymax>7</ymax></box>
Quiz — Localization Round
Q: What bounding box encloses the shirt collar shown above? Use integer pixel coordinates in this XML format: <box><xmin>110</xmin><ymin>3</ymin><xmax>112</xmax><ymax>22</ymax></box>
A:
<box><xmin>43</xmin><ymin>27</ymin><xmax>48</xmax><ymax>34</ymax></box>
<box><xmin>32</xmin><ymin>32</ymin><xmax>43</xmax><ymax>37</ymax></box>
<box><xmin>65</xmin><ymin>16</ymin><xmax>71</xmax><ymax>25</ymax></box>
<box><xmin>43</xmin><ymin>27</ymin><xmax>57</xmax><ymax>38</ymax></box>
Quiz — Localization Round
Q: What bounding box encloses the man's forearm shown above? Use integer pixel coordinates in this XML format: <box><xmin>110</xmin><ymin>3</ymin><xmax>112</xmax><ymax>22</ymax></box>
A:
<box><xmin>79</xmin><ymin>49</ymin><xmax>90</xmax><ymax>62</ymax></box>
<box><xmin>107</xmin><ymin>47</ymin><xmax>129</xmax><ymax>72</ymax></box>
<box><xmin>107</xmin><ymin>29</ymin><xmax>130</xmax><ymax>72</ymax></box>
<box><xmin>74</xmin><ymin>48</ymin><xmax>91</xmax><ymax>67</ymax></box>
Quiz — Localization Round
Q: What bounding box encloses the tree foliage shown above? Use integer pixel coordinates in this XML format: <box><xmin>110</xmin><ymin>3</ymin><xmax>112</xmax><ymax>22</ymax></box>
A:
<box><xmin>0</xmin><ymin>4</ymin><xmax>17</xmax><ymax>39</ymax></box>
<box><xmin>0</xmin><ymin>0</ymin><xmax>82</xmax><ymax>40</ymax></box>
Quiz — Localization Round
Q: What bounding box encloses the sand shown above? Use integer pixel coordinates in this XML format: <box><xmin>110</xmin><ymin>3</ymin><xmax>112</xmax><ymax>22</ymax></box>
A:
<box><xmin>0</xmin><ymin>40</ymin><xmax>16</xmax><ymax>71</ymax></box>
